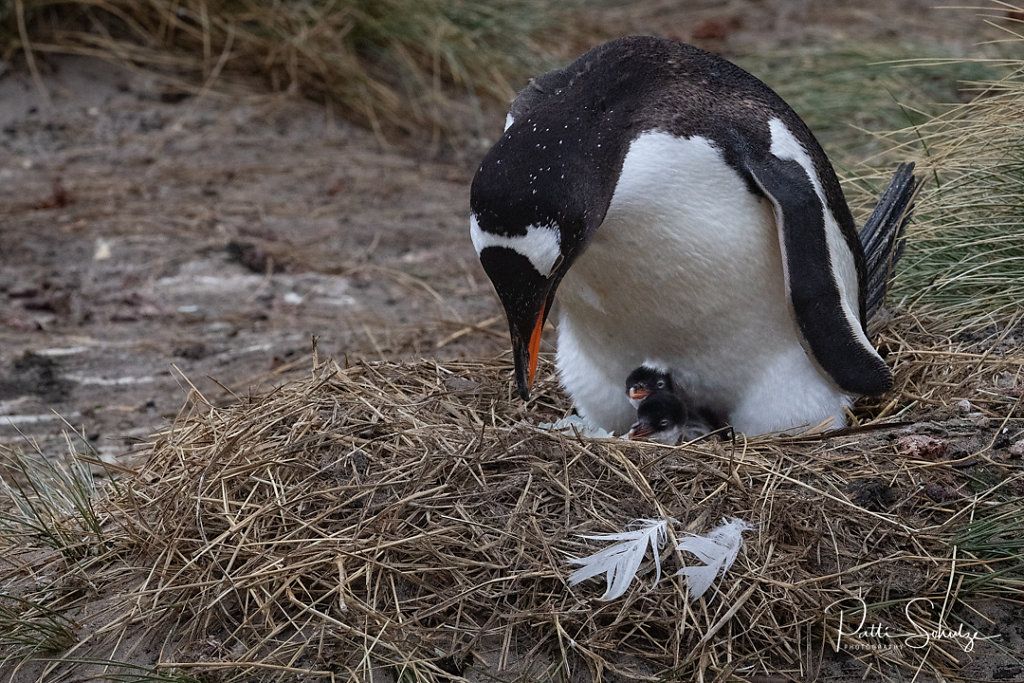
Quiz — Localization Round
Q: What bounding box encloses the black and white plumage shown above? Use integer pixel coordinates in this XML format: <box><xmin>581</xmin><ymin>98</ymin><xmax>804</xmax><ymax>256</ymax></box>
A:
<box><xmin>625</xmin><ymin>363</ymin><xmax>725</xmax><ymax>444</ymax></box>
<box><xmin>629</xmin><ymin>391</ymin><xmax>722</xmax><ymax>445</ymax></box>
<box><xmin>470</xmin><ymin>36</ymin><xmax>918</xmax><ymax>436</ymax></box>
<box><xmin>628</xmin><ymin>392</ymin><xmax>688</xmax><ymax>444</ymax></box>
<box><xmin>625</xmin><ymin>362</ymin><xmax>673</xmax><ymax>408</ymax></box>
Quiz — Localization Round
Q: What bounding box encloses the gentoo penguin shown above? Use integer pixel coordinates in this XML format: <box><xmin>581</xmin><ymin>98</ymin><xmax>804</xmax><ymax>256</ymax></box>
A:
<box><xmin>470</xmin><ymin>36</ymin><xmax>918</xmax><ymax>436</ymax></box>
<box><xmin>626</xmin><ymin>362</ymin><xmax>672</xmax><ymax>408</ymax></box>
<box><xmin>626</xmin><ymin>363</ymin><xmax>726</xmax><ymax>439</ymax></box>
<box><xmin>628</xmin><ymin>392</ymin><xmax>688</xmax><ymax>444</ymax></box>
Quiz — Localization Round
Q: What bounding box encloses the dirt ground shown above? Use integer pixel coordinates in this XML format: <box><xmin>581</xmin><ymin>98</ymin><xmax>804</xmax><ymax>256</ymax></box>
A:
<box><xmin>0</xmin><ymin>1</ymin><xmax>1020</xmax><ymax>681</ymax></box>
<box><xmin>0</xmin><ymin>58</ymin><xmax>502</xmax><ymax>460</ymax></box>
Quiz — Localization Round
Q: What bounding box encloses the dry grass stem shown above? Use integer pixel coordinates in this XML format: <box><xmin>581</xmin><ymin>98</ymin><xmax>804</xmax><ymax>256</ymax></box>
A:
<box><xmin>1</xmin><ymin>311</ymin><xmax>1021</xmax><ymax>681</ymax></box>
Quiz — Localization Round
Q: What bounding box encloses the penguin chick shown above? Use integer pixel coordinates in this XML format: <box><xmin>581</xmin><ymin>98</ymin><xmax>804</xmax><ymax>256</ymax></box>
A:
<box><xmin>628</xmin><ymin>392</ymin><xmax>688</xmax><ymax>445</ymax></box>
<box><xmin>626</xmin><ymin>364</ymin><xmax>729</xmax><ymax>437</ymax></box>
<box><xmin>625</xmin><ymin>363</ymin><xmax>673</xmax><ymax>408</ymax></box>
<box><xmin>626</xmin><ymin>389</ymin><xmax>723</xmax><ymax>445</ymax></box>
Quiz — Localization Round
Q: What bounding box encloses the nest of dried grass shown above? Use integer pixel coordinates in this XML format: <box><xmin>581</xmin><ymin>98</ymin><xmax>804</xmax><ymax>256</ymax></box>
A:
<box><xmin>3</xmin><ymin>312</ymin><xmax>1010</xmax><ymax>682</ymax></box>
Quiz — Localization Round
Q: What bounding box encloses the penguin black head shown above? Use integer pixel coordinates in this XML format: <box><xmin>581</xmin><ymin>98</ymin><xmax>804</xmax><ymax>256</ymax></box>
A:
<box><xmin>625</xmin><ymin>363</ymin><xmax>675</xmax><ymax>407</ymax></box>
<box><xmin>469</xmin><ymin>115</ymin><xmax>609</xmax><ymax>400</ymax></box>
<box><xmin>627</xmin><ymin>392</ymin><xmax>687</xmax><ymax>445</ymax></box>
<box><xmin>469</xmin><ymin>46</ymin><xmax>641</xmax><ymax>399</ymax></box>
<box><xmin>473</xmin><ymin>241</ymin><xmax>565</xmax><ymax>399</ymax></box>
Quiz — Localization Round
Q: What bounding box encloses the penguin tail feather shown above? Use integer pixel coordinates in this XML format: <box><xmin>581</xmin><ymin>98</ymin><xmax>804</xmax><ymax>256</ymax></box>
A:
<box><xmin>859</xmin><ymin>162</ymin><xmax>920</xmax><ymax>321</ymax></box>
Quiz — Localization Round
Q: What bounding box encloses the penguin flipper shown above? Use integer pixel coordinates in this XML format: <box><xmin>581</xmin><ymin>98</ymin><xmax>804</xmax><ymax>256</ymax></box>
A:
<box><xmin>745</xmin><ymin>154</ymin><xmax>893</xmax><ymax>396</ymax></box>
<box><xmin>859</xmin><ymin>162</ymin><xmax>919</xmax><ymax>320</ymax></box>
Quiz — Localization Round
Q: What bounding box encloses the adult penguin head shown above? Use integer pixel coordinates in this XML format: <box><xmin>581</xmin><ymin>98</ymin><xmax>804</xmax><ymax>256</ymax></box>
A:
<box><xmin>469</xmin><ymin>113</ymin><xmax>614</xmax><ymax>400</ymax></box>
<box><xmin>469</xmin><ymin>191</ymin><xmax>589</xmax><ymax>400</ymax></box>
<box><xmin>469</xmin><ymin>40</ymin><xmax>651</xmax><ymax>400</ymax></box>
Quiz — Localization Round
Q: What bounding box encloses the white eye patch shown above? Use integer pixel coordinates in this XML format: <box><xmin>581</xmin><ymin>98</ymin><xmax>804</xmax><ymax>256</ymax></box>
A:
<box><xmin>470</xmin><ymin>214</ymin><xmax>562</xmax><ymax>278</ymax></box>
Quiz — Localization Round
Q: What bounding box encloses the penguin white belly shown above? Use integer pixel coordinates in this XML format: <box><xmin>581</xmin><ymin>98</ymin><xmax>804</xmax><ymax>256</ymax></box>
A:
<box><xmin>555</xmin><ymin>131</ymin><xmax>851</xmax><ymax>435</ymax></box>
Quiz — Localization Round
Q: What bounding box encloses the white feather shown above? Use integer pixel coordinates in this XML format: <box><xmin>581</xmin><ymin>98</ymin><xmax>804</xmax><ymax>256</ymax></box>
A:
<box><xmin>567</xmin><ymin>518</ymin><xmax>667</xmax><ymax>601</ymax></box>
<box><xmin>674</xmin><ymin>517</ymin><xmax>754</xmax><ymax>601</ymax></box>
<box><xmin>538</xmin><ymin>415</ymin><xmax>616</xmax><ymax>439</ymax></box>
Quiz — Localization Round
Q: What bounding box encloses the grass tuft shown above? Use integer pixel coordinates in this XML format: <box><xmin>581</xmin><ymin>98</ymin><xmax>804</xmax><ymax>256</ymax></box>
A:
<box><xmin>0</xmin><ymin>0</ymin><xmax>565</xmax><ymax>140</ymax></box>
<box><xmin>738</xmin><ymin>43</ymin><xmax>1002</xmax><ymax>163</ymax></box>
<box><xmin>955</xmin><ymin>498</ymin><xmax>1024</xmax><ymax>595</ymax></box>
<box><xmin>0</xmin><ymin>595</ymin><xmax>78</xmax><ymax>662</ymax></box>
<box><xmin>0</xmin><ymin>440</ymin><xmax>108</xmax><ymax>560</ymax></box>
<box><xmin>889</xmin><ymin>66</ymin><xmax>1024</xmax><ymax>320</ymax></box>
<box><xmin>823</xmin><ymin>10</ymin><xmax>1024</xmax><ymax>322</ymax></box>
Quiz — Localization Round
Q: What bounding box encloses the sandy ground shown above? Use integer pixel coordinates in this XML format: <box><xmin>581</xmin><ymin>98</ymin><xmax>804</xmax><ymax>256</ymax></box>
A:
<box><xmin>0</xmin><ymin>59</ymin><xmax>503</xmax><ymax>461</ymax></box>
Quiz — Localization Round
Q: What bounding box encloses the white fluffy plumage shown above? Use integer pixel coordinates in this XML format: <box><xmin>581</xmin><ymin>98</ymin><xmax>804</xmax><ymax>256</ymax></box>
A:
<box><xmin>675</xmin><ymin>517</ymin><xmax>754</xmax><ymax>600</ymax></box>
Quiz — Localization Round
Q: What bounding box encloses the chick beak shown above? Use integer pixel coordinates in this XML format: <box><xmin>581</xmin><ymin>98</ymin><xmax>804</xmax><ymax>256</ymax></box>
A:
<box><xmin>628</xmin><ymin>388</ymin><xmax>651</xmax><ymax>402</ymax></box>
<box><xmin>627</xmin><ymin>424</ymin><xmax>654</xmax><ymax>440</ymax></box>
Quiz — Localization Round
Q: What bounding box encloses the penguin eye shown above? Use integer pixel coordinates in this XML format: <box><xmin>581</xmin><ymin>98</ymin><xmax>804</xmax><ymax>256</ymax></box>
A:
<box><xmin>655</xmin><ymin>380</ymin><xmax>666</xmax><ymax>389</ymax></box>
<box><xmin>551</xmin><ymin>253</ymin><xmax>565</xmax><ymax>273</ymax></box>
<box><xmin>660</xmin><ymin>419</ymin><xmax>670</xmax><ymax>428</ymax></box>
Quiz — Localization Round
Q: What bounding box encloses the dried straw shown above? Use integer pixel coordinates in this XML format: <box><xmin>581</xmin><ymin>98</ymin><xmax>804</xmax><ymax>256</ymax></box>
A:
<box><xmin>6</xmin><ymin>310</ymin><xmax>1013</xmax><ymax>682</ymax></box>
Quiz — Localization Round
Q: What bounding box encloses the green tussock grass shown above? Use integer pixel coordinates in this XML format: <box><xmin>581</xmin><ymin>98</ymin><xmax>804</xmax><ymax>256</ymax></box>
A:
<box><xmin>737</xmin><ymin>43</ymin><xmax>1003</xmax><ymax>167</ymax></box>
<box><xmin>0</xmin><ymin>440</ymin><xmax>109</xmax><ymax>560</ymax></box>
<box><xmin>889</xmin><ymin>62</ymin><xmax>1024</xmax><ymax>320</ymax></box>
<box><xmin>0</xmin><ymin>595</ymin><xmax>78</xmax><ymax>661</ymax></box>
<box><xmin>0</xmin><ymin>0</ymin><xmax>565</xmax><ymax>139</ymax></box>
<box><xmin>744</xmin><ymin>34</ymin><xmax>1024</xmax><ymax>323</ymax></box>
<box><xmin>956</xmin><ymin>497</ymin><xmax>1024</xmax><ymax>595</ymax></box>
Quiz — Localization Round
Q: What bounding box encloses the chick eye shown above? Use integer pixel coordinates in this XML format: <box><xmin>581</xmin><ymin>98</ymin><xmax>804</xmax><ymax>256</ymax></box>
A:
<box><xmin>660</xmin><ymin>419</ymin><xmax>670</xmax><ymax>428</ymax></box>
<box><xmin>655</xmin><ymin>380</ymin><xmax>666</xmax><ymax>389</ymax></box>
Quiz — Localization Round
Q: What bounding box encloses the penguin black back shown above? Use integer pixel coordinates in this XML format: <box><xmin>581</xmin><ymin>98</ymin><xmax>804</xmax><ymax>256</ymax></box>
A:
<box><xmin>472</xmin><ymin>36</ymin><xmax>868</xmax><ymax>322</ymax></box>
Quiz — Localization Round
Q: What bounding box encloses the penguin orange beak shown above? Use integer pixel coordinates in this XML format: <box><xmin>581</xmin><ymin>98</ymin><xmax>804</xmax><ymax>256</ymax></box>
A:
<box><xmin>477</xmin><ymin>246</ymin><xmax>561</xmax><ymax>402</ymax></box>
<box><xmin>511</xmin><ymin>300</ymin><xmax>547</xmax><ymax>400</ymax></box>
<box><xmin>628</xmin><ymin>388</ymin><xmax>650</xmax><ymax>402</ymax></box>
<box><xmin>527</xmin><ymin>302</ymin><xmax>546</xmax><ymax>389</ymax></box>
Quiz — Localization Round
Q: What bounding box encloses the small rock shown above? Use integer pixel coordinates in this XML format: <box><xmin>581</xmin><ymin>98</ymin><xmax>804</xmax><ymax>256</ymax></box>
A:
<box><xmin>956</xmin><ymin>398</ymin><xmax>972</xmax><ymax>414</ymax></box>
<box><xmin>1009</xmin><ymin>440</ymin><xmax>1024</xmax><ymax>458</ymax></box>
<box><xmin>896</xmin><ymin>434</ymin><xmax>948</xmax><ymax>459</ymax></box>
<box><xmin>922</xmin><ymin>482</ymin><xmax>961</xmax><ymax>503</ymax></box>
<box><xmin>94</xmin><ymin>238</ymin><xmax>112</xmax><ymax>260</ymax></box>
